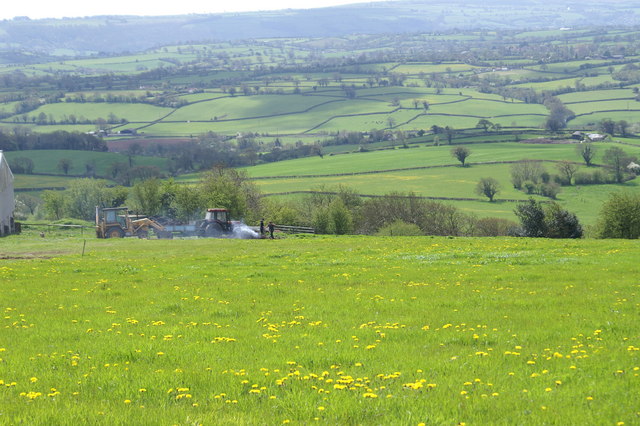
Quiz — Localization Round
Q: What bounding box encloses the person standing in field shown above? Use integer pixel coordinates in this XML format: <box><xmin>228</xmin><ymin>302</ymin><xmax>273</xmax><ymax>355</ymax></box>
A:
<box><xmin>268</xmin><ymin>221</ymin><xmax>275</xmax><ymax>239</ymax></box>
<box><xmin>260</xmin><ymin>218</ymin><xmax>265</xmax><ymax>236</ymax></box>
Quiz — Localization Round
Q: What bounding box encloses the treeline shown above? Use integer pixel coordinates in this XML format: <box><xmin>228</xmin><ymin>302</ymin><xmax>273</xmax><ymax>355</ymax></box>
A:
<box><xmin>136</xmin><ymin>130</ymin><xmax>409</xmax><ymax>174</ymax></box>
<box><xmin>26</xmin><ymin>165</ymin><xmax>640</xmax><ymax>239</ymax></box>
<box><xmin>0</xmin><ymin>130</ymin><xmax>107</xmax><ymax>152</ymax></box>
<box><xmin>29</xmin><ymin>168</ymin><xmax>575</xmax><ymax>239</ymax></box>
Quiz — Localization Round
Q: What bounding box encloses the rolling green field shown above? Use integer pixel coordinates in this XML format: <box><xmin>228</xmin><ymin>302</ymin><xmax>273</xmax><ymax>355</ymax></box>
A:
<box><xmin>243</xmin><ymin>141</ymin><xmax>640</xmax><ymax>225</ymax></box>
<box><xmin>0</xmin><ymin>234</ymin><xmax>638</xmax><ymax>424</ymax></box>
<box><xmin>4</xmin><ymin>150</ymin><xmax>170</xmax><ymax>180</ymax></box>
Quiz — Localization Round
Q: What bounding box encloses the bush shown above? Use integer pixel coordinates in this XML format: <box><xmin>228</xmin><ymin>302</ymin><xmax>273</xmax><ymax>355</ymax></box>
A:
<box><xmin>539</xmin><ymin>182</ymin><xmax>561</xmax><ymax>199</ymax></box>
<box><xmin>376</xmin><ymin>220</ymin><xmax>423</xmax><ymax>236</ymax></box>
<box><xmin>473</xmin><ymin>217</ymin><xmax>518</xmax><ymax>237</ymax></box>
<box><xmin>596</xmin><ymin>192</ymin><xmax>640</xmax><ymax>239</ymax></box>
<box><xmin>523</xmin><ymin>181</ymin><xmax>536</xmax><ymax>194</ymax></box>
<box><xmin>544</xmin><ymin>203</ymin><xmax>583</xmax><ymax>239</ymax></box>
<box><xmin>313</xmin><ymin>208</ymin><xmax>331</xmax><ymax>234</ymax></box>
<box><xmin>328</xmin><ymin>199</ymin><xmax>353</xmax><ymax>235</ymax></box>
<box><xmin>513</xmin><ymin>199</ymin><xmax>547</xmax><ymax>237</ymax></box>
<box><xmin>540</xmin><ymin>172</ymin><xmax>551</xmax><ymax>184</ymax></box>
<box><xmin>553</xmin><ymin>175</ymin><xmax>571</xmax><ymax>186</ymax></box>
<box><xmin>574</xmin><ymin>170</ymin><xmax>611</xmax><ymax>185</ymax></box>
<box><xmin>513</xmin><ymin>199</ymin><xmax>582</xmax><ymax>238</ymax></box>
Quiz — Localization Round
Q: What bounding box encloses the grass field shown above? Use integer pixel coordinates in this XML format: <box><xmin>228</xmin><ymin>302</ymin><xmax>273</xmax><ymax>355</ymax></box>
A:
<box><xmin>243</xmin><ymin>142</ymin><xmax>618</xmax><ymax>178</ymax></box>
<box><xmin>0</xmin><ymin>233</ymin><xmax>638</xmax><ymax>424</ymax></box>
<box><xmin>243</xmin><ymin>142</ymin><xmax>640</xmax><ymax>225</ymax></box>
<box><xmin>3</xmin><ymin>150</ymin><xmax>170</xmax><ymax>178</ymax></box>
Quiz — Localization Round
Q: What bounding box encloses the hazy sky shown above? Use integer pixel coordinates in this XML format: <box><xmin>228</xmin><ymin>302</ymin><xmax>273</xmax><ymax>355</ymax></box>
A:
<box><xmin>1</xmin><ymin>0</ymin><xmax>383</xmax><ymax>20</ymax></box>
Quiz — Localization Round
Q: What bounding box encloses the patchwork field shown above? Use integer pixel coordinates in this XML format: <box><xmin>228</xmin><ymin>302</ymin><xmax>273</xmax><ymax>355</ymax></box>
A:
<box><xmin>243</xmin><ymin>141</ymin><xmax>640</xmax><ymax>225</ymax></box>
<box><xmin>4</xmin><ymin>150</ymin><xmax>170</xmax><ymax>177</ymax></box>
<box><xmin>0</xmin><ymin>234</ymin><xmax>638</xmax><ymax>424</ymax></box>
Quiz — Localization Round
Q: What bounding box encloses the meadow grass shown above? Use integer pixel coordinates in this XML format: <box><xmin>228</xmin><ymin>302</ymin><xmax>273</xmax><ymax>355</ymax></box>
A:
<box><xmin>558</xmin><ymin>89</ymin><xmax>636</xmax><ymax>103</ymax></box>
<box><xmin>244</xmin><ymin>142</ymin><xmax>618</xmax><ymax>178</ymax></box>
<box><xmin>4</xmin><ymin>150</ymin><xmax>169</xmax><ymax>177</ymax></box>
<box><xmin>244</xmin><ymin>142</ymin><xmax>640</xmax><ymax>225</ymax></box>
<box><xmin>0</xmin><ymin>234</ymin><xmax>638</xmax><ymax>424</ymax></box>
<box><xmin>19</xmin><ymin>103</ymin><xmax>172</xmax><ymax>123</ymax></box>
<box><xmin>571</xmin><ymin>111</ymin><xmax>640</xmax><ymax>127</ymax></box>
<box><xmin>565</xmin><ymin>100</ymin><xmax>640</xmax><ymax>115</ymax></box>
<box><xmin>12</xmin><ymin>175</ymin><xmax>102</xmax><ymax>190</ymax></box>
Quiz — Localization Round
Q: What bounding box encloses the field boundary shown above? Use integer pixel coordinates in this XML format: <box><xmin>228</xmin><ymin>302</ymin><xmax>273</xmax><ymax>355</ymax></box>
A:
<box><xmin>249</xmin><ymin>159</ymin><xmax>589</xmax><ymax>180</ymax></box>
<box><xmin>261</xmin><ymin>190</ymin><xmax>530</xmax><ymax>203</ymax></box>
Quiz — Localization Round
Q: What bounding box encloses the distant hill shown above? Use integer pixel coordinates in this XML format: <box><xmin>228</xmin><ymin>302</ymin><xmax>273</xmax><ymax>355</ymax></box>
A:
<box><xmin>1</xmin><ymin>0</ymin><xmax>640</xmax><ymax>57</ymax></box>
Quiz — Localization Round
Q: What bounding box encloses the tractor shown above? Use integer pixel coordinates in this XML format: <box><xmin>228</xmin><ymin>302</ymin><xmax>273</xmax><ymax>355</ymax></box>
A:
<box><xmin>197</xmin><ymin>208</ymin><xmax>234</xmax><ymax>237</ymax></box>
<box><xmin>95</xmin><ymin>206</ymin><xmax>171</xmax><ymax>239</ymax></box>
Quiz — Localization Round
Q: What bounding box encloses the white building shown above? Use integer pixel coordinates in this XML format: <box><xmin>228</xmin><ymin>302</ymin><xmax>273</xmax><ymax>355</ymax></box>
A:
<box><xmin>0</xmin><ymin>151</ymin><xmax>15</xmax><ymax>236</ymax></box>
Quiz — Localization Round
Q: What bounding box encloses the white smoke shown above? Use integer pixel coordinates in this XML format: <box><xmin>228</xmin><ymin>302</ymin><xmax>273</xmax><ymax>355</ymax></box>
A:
<box><xmin>231</xmin><ymin>223</ymin><xmax>260</xmax><ymax>239</ymax></box>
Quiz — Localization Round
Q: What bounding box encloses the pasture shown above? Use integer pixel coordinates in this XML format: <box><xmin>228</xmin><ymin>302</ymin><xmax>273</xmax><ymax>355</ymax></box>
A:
<box><xmin>0</xmin><ymin>234</ymin><xmax>638</xmax><ymax>424</ymax></box>
<box><xmin>3</xmin><ymin>150</ymin><xmax>170</xmax><ymax>177</ymax></box>
<box><xmin>245</xmin><ymin>141</ymin><xmax>640</xmax><ymax>225</ymax></box>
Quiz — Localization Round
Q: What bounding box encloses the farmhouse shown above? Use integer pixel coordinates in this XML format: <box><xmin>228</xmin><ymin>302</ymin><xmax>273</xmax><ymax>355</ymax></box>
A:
<box><xmin>586</xmin><ymin>133</ymin><xmax>607</xmax><ymax>142</ymax></box>
<box><xmin>0</xmin><ymin>151</ymin><xmax>16</xmax><ymax>236</ymax></box>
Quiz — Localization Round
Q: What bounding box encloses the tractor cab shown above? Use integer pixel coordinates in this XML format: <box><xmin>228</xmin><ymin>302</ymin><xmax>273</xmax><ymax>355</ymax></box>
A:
<box><xmin>204</xmin><ymin>208</ymin><xmax>230</xmax><ymax>224</ymax></box>
<box><xmin>104</xmin><ymin>207</ymin><xmax>129</xmax><ymax>228</ymax></box>
<box><xmin>96</xmin><ymin>207</ymin><xmax>132</xmax><ymax>238</ymax></box>
<box><xmin>200</xmin><ymin>208</ymin><xmax>233</xmax><ymax>236</ymax></box>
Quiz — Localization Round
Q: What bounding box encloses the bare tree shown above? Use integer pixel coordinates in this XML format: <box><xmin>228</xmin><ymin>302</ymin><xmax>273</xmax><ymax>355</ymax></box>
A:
<box><xmin>556</xmin><ymin>161</ymin><xmax>578</xmax><ymax>185</ymax></box>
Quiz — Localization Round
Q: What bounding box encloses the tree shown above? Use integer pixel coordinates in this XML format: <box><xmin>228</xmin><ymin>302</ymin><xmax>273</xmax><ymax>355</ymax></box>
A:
<box><xmin>544</xmin><ymin>96</ymin><xmax>574</xmax><ymax>131</ymax></box>
<box><xmin>596</xmin><ymin>192</ymin><xmax>640</xmax><ymax>239</ymax></box>
<box><xmin>513</xmin><ymin>199</ymin><xmax>547</xmax><ymax>237</ymax></box>
<box><xmin>451</xmin><ymin>146</ymin><xmax>471</xmax><ymax>166</ymax></box>
<box><xmin>510</xmin><ymin>160</ymin><xmax>546</xmax><ymax>189</ymax></box>
<box><xmin>128</xmin><ymin>179</ymin><xmax>164</xmax><ymax>217</ymax></box>
<box><xmin>576</xmin><ymin>143</ymin><xmax>596</xmax><ymax>167</ymax></box>
<box><xmin>598</xmin><ymin>118</ymin><xmax>616</xmax><ymax>135</ymax></box>
<box><xmin>57</xmin><ymin>158</ymin><xmax>73</xmax><ymax>175</ymax></box>
<box><xmin>602</xmin><ymin>146</ymin><xmax>630</xmax><ymax>183</ymax></box>
<box><xmin>198</xmin><ymin>166</ymin><xmax>261</xmax><ymax>222</ymax></box>
<box><xmin>617</xmin><ymin>120</ymin><xmax>629</xmax><ymax>137</ymax></box>
<box><xmin>65</xmin><ymin>179</ymin><xmax>117</xmax><ymax>221</ymax></box>
<box><xmin>475</xmin><ymin>177</ymin><xmax>500</xmax><ymax>202</ymax></box>
<box><xmin>556</xmin><ymin>161</ymin><xmax>578</xmax><ymax>185</ymax></box>
<box><xmin>171</xmin><ymin>185</ymin><xmax>202</xmax><ymax>222</ymax></box>
<box><xmin>386</xmin><ymin>117</ymin><xmax>396</xmax><ymax>129</ymax></box>
<box><xmin>444</xmin><ymin>126</ymin><xmax>455</xmax><ymax>144</ymax></box>
<box><xmin>476</xmin><ymin>119</ymin><xmax>493</xmax><ymax>133</ymax></box>
<box><xmin>42</xmin><ymin>190</ymin><xmax>66</xmax><ymax>220</ymax></box>
<box><xmin>15</xmin><ymin>194</ymin><xmax>41</xmax><ymax>217</ymax></box>
<box><xmin>544</xmin><ymin>202</ymin><xmax>583</xmax><ymax>238</ymax></box>
<box><xmin>9</xmin><ymin>157</ymin><xmax>34</xmax><ymax>174</ymax></box>
<box><xmin>328</xmin><ymin>198</ymin><xmax>353</xmax><ymax>235</ymax></box>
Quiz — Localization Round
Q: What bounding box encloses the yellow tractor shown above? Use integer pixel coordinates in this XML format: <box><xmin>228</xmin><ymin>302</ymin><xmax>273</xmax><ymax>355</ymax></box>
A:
<box><xmin>95</xmin><ymin>206</ymin><xmax>171</xmax><ymax>239</ymax></box>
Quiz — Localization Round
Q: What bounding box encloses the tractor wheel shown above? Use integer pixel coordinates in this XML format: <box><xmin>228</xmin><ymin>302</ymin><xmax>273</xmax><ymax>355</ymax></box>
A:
<box><xmin>205</xmin><ymin>222</ymin><xmax>223</xmax><ymax>238</ymax></box>
<box><xmin>106</xmin><ymin>227</ymin><xmax>125</xmax><ymax>238</ymax></box>
<box><xmin>136</xmin><ymin>230</ymin><xmax>149</xmax><ymax>239</ymax></box>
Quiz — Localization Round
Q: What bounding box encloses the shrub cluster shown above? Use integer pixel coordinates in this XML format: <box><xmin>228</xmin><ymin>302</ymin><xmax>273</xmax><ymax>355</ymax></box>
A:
<box><xmin>511</xmin><ymin>199</ymin><xmax>583</xmax><ymax>238</ymax></box>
